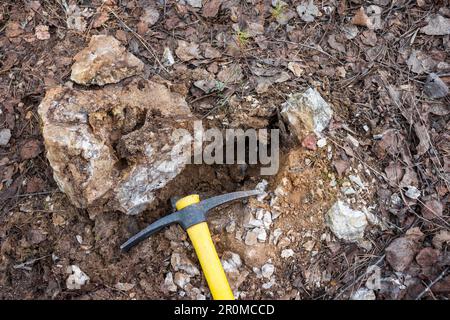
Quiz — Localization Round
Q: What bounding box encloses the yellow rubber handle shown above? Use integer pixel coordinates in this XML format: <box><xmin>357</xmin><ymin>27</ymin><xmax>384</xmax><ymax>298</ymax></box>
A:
<box><xmin>176</xmin><ymin>195</ymin><xmax>235</xmax><ymax>300</ymax></box>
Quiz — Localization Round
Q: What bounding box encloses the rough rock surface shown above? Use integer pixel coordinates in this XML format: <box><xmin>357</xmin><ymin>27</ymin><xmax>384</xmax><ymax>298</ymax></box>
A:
<box><xmin>66</xmin><ymin>265</ymin><xmax>90</xmax><ymax>290</ymax></box>
<box><xmin>38</xmin><ymin>78</ymin><xmax>194</xmax><ymax>215</ymax></box>
<box><xmin>325</xmin><ymin>200</ymin><xmax>368</xmax><ymax>243</ymax></box>
<box><xmin>281</xmin><ymin>87</ymin><xmax>333</xmax><ymax>141</ymax></box>
<box><xmin>71</xmin><ymin>35</ymin><xmax>144</xmax><ymax>86</ymax></box>
<box><xmin>351</xmin><ymin>287</ymin><xmax>376</xmax><ymax>300</ymax></box>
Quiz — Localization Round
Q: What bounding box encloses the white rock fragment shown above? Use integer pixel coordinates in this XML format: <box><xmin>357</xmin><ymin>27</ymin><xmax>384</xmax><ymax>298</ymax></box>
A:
<box><xmin>222</xmin><ymin>252</ymin><xmax>242</xmax><ymax>273</ymax></box>
<box><xmin>186</xmin><ymin>0</ymin><xmax>202</xmax><ymax>8</ymax></box>
<box><xmin>255</xmin><ymin>179</ymin><xmax>269</xmax><ymax>201</ymax></box>
<box><xmin>245</xmin><ymin>229</ymin><xmax>259</xmax><ymax>246</ymax></box>
<box><xmin>405</xmin><ymin>186</ymin><xmax>420</xmax><ymax>199</ymax></box>
<box><xmin>263</xmin><ymin>211</ymin><xmax>272</xmax><ymax>229</ymax></box>
<box><xmin>255</xmin><ymin>227</ymin><xmax>267</xmax><ymax>242</ymax></box>
<box><xmin>171</xmin><ymin>253</ymin><xmax>200</xmax><ymax>276</ymax></box>
<box><xmin>281</xmin><ymin>248</ymin><xmax>294</xmax><ymax>258</ymax></box>
<box><xmin>280</xmin><ymin>87</ymin><xmax>333</xmax><ymax>141</ymax></box>
<box><xmin>272</xmin><ymin>228</ymin><xmax>282</xmax><ymax>245</ymax></box>
<box><xmin>66</xmin><ymin>265</ymin><xmax>90</xmax><ymax>290</ymax></box>
<box><xmin>173</xmin><ymin>272</ymin><xmax>190</xmax><ymax>289</ymax></box>
<box><xmin>325</xmin><ymin>200</ymin><xmax>368</xmax><ymax>243</ymax></box>
<box><xmin>226</xmin><ymin>220</ymin><xmax>236</xmax><ymax>233</ymax></box>
<box><xmin>163</xmin><ymin>272</ymin><xmax>178</xmax><ymax>292</ymax></box>
<box><xmin>162</xmin><ymin>47</ymin><xmax>175</xmax><ymax>66</ymax></box>
<box><xmin>349</xmin><ymin>175</ymin><xmax>365</xmax><ymax>189</ymax></box>
<box><xmin>302</xmin><ymin>240</ymin><xmax>315</xmax><ymax>251</ymax></box>
<box><xmin>351</xmin><ymin>287</ymin><xmax>376</xmax><ymax>300</ymax></box>
<box><xmin>317</xmin><ymin>138</ymin><xmax>327</xmax><ymax>148</ymax></box>
<box><xmin>262</xmin><ymin>279</ymin><xmax>276</xmax><ymax>289</ymax></box>
<box><xmin>71</xmin><ymin>35</ymin><xmax>144</xmax><ymax>86</ymax></box>
<box><xmin>115</xmin><ymin>282</ymin><xmax>135</xmax><ymax>291</ymax></box>
<box><xmin>0</xmin><ymin>129</ymin><xmax>12</xmax><ymax>146</ymax></box>
<box><xmin>261</xmin><ymin>263</ymin><xmax>275</xmax><ymax>278</ymax></box>
<box><xmin>341</xmin><ymin>186</ymin><xmax>356</xmax><ymax>195</ymax></box>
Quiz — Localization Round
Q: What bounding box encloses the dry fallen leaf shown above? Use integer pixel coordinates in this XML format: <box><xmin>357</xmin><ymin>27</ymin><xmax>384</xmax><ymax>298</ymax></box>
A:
<box><xmin>333</xmin><ymin>159</ymin><xmax>350</xmax><ymax>178</ymax></box>
<box><xmin>351</xmin><ymin>7</ymin><xmax>372</xmax><ymax>29</ymax></box>
<box><xmin>296</xmin><ymin>0</ymin><xmax>319</xmax><ymax>23</ymax></box>
<box><xmin>287</xmin><ymin>62</ymin><xmax>305</xmax><ymax>77</ymax></box>
<box><xmin>421</xmin><ymin>199</ymin><xmax>443</xmax><ymax>220</ymax></box>
<box><xmin>327</xmin><ymin>34</ymin><xmax>345</xmax><ymax>52</ymax></box>
<box><xmin>92</xmin><ymin>10</ymin><xmax>109</xmax><ymax>28</ymax></box>
<box><xmin>384</xmin><ymin>162</ymin><xmax>404</xmax><ymax>187</ymax></box>
<box><xmin>202</xmin><ymin>0</ymin><xmax>222</xmax><ymax>18</ymax></box>
<box><xmin>175</xmin><ymin>40</ymin><xmax>202</xmax><ymax>61</ymax></box>
<box><xmin>20</xmin><ymin>140</ymin><xmax>41</xmax><ymax>160</ymax></box>
<box><xmin>5</xmin><ymin>21</ymin><xmax>23</xmax><ymax>38</ymax></box>
<box><xmin>424</xmin><ymin>73</ymin><xmax>449</xmax><ymax>99</ymax></box>
<box><xmin>35</xmin><ymin>25</ymin><xmax>50</xmax><ymax>40</ymax></box>
<box><xmin>414</xmin><ymin>123</ymin><xmax>430</xmax><ymax>156</ymax></box>
<box><xmin>420</xmin><ymin>14</ymin><xmax>450</xmax><ymax>36</ymax></box>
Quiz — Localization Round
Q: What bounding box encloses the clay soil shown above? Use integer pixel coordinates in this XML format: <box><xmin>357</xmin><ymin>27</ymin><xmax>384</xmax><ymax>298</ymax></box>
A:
<box><xmin>0</xmin><ymin>1</ymin><xmax>449</xmax><ymax>300</ymax></box>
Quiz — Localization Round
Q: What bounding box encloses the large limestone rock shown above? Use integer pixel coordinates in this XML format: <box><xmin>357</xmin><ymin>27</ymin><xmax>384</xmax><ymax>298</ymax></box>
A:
<box><xmin>281</xmin><ymin>87</ymin><xmax>333</xmax><ymax>141</ymax></box>
<box><xmin>71</xmin><ymin>35</ymin><xmax>144</xmax><ymax>86</ymax></box>
<box><xmin>38</xmin><ymin>78</ymin><xmax>194</xmax><ymax>215</ymax></box>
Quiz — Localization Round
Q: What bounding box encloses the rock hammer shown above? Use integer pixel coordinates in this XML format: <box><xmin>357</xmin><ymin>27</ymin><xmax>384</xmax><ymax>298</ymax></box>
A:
<box><xmin>120</xmin><ymin>190</ymin><xmax>262</xmax><ymax>300</ymax></box>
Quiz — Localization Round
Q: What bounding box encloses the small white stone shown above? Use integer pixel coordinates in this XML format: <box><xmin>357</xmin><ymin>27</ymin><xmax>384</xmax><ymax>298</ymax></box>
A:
<box><xmin>256</xmin><ymin>227</ymin><xmax>267</xmax><ymax>242</ymax></box>
<box><xmin>349</xmin><ymin>175</ymin><xmax>365</xmax><ymax>189</ymax></box>
<box><xmin>272</xmin><ymin>228</ymin><xmax>282</xmax><ymax>244</ymax></box>
<box><xmin>164</xmin><ymin>272</ymin><xmax>177</xmax><ymax>292</ymax></box>
<box><xmin>0</xmin><ymin>129</ymin><xmax>11</xmax><ymax>146</ymax></box>
<box><xmin>162</xmin><ymin>47</ymin><xmax>175</xmax><ymax>66</ymax></box>
<box><xmin>342</xmin><ymin>186</ymin><xmax>356</xmax><ymax>195</ymax></box>
<box><xmin>226</xmin><ymin>220</ymin><xmax>236</xmax><ymax>233</ymax></box>
<box><xmin>405</xmin><ymin>186</ymin><xmax>420</xmax><ymax>199</ymax></box>
<box><xmin>351</xmin><ymin>287</ymin><xmax>376</xmax><ymax>300</ymax></box>
<box><xmin>303</xmin><ymin>240</ymin><xmax>315</xmax><ymax>251</ymax></box>
<box><xmin>244</xmin><ymin>230</ymin><xmax>258</xmax><ymax>246</ymax></box>
<box><xmin>261</xmin><ymin>263</ymin><xmax>275</xmax><ymax>278</ymax></box>
<box><xmin>263</xmin><ymin>211</ymin><xmax>272</xmax><ymax>229</ymax></box>
<box><xmin>174</xmin><ymin>272</ymin><xmax>190</xmax><ymax>289</ymax></box>
<box><xmin>186</xmin><ymin>0</ymin><xmax>202</xmax><ymax>8</ymax></box>
<box><xmin>255</xmin><ymin>179</ymin><xmax>269</xmax><ymax>201</ymax></box>
<box><xmin>325</xmin><ymin>200</ymin><xmax>368</xmax><ymax>243</ymax></box>
<box><xmin>75</xmin><ymin>235</ymin><xmax>83</xmax><ymax>244</ymax></box>
<box><xmin>262</xmin><ymin>279</ymin><xmax>275</xmax><ymax>289</ymax></box>
<box><xmin>317</xmin><ymin>138</ymin><xmax>327</xmax><ymax>148</ymax></box>
<box><xmin>171</xmin><ymin>252</ymin><xmax>200</xmax><ymax>276</ymax></box>
<box><xmin>281</xmin><ymin>248</ymin><xmax>294</xmax><ymax>258</ymax></box>
<box><xmin>66</xmin><ymin>265</ymin><xmax>90</xmax><ymax>290</ymax></box>
<box><xmin>222</xmin><ymin>252</ymin><xmax>242</xmax><ymax>273</ymax></box>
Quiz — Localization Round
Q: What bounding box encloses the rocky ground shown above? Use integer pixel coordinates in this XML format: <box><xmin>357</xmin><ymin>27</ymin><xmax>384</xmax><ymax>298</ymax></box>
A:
<box><xmin>0</xmin><ymin>0</ymin><xmax>449</xmax><ymax>300</ymax></box>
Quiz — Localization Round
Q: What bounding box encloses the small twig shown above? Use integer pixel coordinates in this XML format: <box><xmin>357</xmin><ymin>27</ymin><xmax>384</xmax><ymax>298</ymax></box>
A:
<box><xmin>415</xmin><ymin>267</ymin><xmax>449</xmax><ymax>300</ymax></box>
<box><xmin>5</xmin><ymin>190</ymin><xmax>61</xmax><ymax>199</ymax></box>
<box><xmin>13</xmin><ymin>255</ymin><xmax>51</xmax><ymax>271</ymax></box>
<box><xmin>267</xmin><ymin>39</ymin><xmax>343</xmax><ymax>65</ymax></box>
<box><xmin>334</xmin><ymin>255</ymin><xmax>385</xmax><ymax>300</ymax></box>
